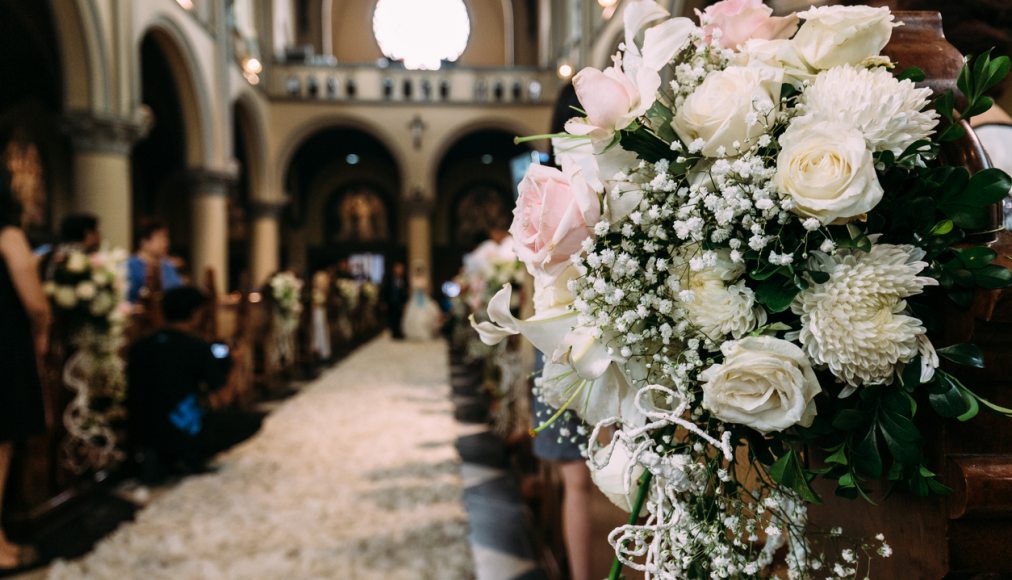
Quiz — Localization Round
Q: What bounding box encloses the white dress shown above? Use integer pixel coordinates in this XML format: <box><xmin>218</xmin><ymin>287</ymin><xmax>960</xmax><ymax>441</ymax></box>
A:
<box><xmin>402</xmin><ymin>277</ymin><xmax>440</xmax><ymax>341</ymax></box>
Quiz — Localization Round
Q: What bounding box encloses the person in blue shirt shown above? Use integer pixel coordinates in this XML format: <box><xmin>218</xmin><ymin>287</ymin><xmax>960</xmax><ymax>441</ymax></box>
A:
<box><xmin>127</xmin><ymin>219</ymin><xmax>182</xmax><ymax>303</ymax></box>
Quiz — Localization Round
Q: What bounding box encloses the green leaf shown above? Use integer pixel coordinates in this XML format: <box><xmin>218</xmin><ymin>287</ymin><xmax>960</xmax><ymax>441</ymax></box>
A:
<box><xmin>956</xmin><ymin>389</ymin><xmax>980</xmax><ymax>421</ymax></box>
<box><xmin>964</xmin><ymin>169</ymin><xmax>1012</xmax><ymax>206</ymax></box>
<box><xmin>935</xmin><ymin>91</ymin><xmax>955</xmax><ymax>122</ymax></box>
<box><xmin>939</xmin><ymin>202</ymin><xmax>989</xmax><ymax>230</ymax></box>
<box><xmin>929</xmin><ymin>220</ymin><xmax>954</xmax><ymax>236</ymax></box>
<box><xmin>899</xmin><ymin>356</ymin><xmax>923</xmax><ymax>390</ymax></box>
<box><xmin>948</xmin><ymin>287</ymin><xmax>975</xmax><ymax>308</ymax></box>
<box><xmin>939</xmin><ymin>123</ymin><xmax>966</xmax><ymax>143</ymax></box>
<box><xmin>936</xmin><ymin>167</ymin><xmax>970</xmax><ymax>203</ymax></box>
<box><xmin>927</xmin><ymin>373</ymin><xmax>971</xmax><ymax>417</ymax></box>
<box><xmin>750</xmin><ymin>263</ymin><xmax>788</xmax><ymax>281</ymax></box>
<box><xmin>825</xmin><ymin>445</ymin><xmax>849</xmax><ymax>466</ymax></box>
<box><xmin>853</xmin><ymin>427</ymin><xmax>884</xmax><ymax>478</ymax></box>
<box><xmin>755</xmin><ymin>275</ymin><xmax>801</xmax><ymax>313</ymax></box>
<box><xmin>769</xmin><ymin>449</ymin><xmax>821</xmax><ymax>504</ymax></box>
<box><xmin>832</xmin><ymin>409</ymin><xmax>866</xmax><ymax>431</ymax></box>
<box><xmin>896</xmin><ymin>66</ymin><xmax>926</xmax><ymax>82</ymax></box>
<box><xmin>809</xmin><ymin>270</ymin><xmax>830</xmax><ymax>284</ymax></box>
<box><xmin>936</xmin><ymin>343</ymin><xmax>985</xmax><ymax>368</ymax></box>
<box><xmin>973</xmin><ymin>265</ymin><xmax>1012</xmax><ymax>289</ymax></box>
<box><xmin>957</xmin><ymin>247</ymin><xmax>997</xmax><ymax>270</ymax></box>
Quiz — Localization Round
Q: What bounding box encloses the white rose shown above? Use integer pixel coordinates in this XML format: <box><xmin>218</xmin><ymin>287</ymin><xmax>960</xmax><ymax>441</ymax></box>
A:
<box><xmin>700</xmin><ymin>336</ymin><xmax>821</xmax><ymax>433</ymax></box>
<box><xmin>774</xmin><ymin>121</ymin><xmax>884</xmax><ymax>224</ymax></box>
<box><xmin>65</xmin><ymin>251</ymin><xmax>88</xmax><ymax>274</ymax></box>
<box><xmin>672</xmin><ymin>65</ymin><xmax>782</xmax><ymax>158</ymax></box>
<box><xmin>54</xmin><ymin>286</ymin><xmax>78</xmax><ymax>309</ymax></box>
<box><xmin>75</xmin><ymin>281</ymin><xmax>97</xmax><ymax>301</ymax></box>
<box><xmin>735</xmin><ymin>38</ymin><xmax>815</xmax><ymax>87</ymax></box>
<box><xmin>89</xmin><ymin>292</ymin><xmax>114</xmax><ymax>317</ymax></box>
<box><xmin>589</xmin><ymin>439</ymin><xmax>647</xmax><ymax>513</ymax></box>
<box><xmin>793</xmin><ymin>5</ymin><xmax>896</xmax><ymax>70</ymax></box>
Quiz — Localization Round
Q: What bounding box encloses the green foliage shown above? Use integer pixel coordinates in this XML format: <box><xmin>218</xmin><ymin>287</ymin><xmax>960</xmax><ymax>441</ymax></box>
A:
<box><xmin>770</xmin><ymin>448</ymin><xmax>821</xmax><ymax>504</ymax></box>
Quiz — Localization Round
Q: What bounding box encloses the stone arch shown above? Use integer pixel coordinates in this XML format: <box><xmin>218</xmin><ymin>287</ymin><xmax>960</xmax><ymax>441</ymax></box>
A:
<box><xmin>138</xmin><ymin>19</ymin><xmax>213</xmax><ymax>168</ymax></box>
<box><xmin>233</xmin><ymin>91</ymin><xmax>270</xmax><ymax>201</ymax></box>
<box><xmin>426</xmin><ymin>116</ymin><xmax>541</xmax><ymax>195</ymax></box>
<box><xmin>275</xmin><ymin>114</ymin><xmax>409</xmax><ymax>200</ymax></box>
<box><xmin>50</xmin><ymin>0</ymin><xmax>107</xmax><ymax>111</ymax></box>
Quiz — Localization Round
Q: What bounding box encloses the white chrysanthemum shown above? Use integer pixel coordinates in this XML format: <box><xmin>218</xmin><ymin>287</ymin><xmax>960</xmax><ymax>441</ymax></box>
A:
<box><xmin>794</xmin><ymin>65</ymin><xmax>938</xmax><ymax>155</ymax></box>
<box><xmin>792</xmin><ymin>244</ymin><xmax>938</xmax><ymax>389</ymax></box>
<box><xmin>678</xmin><ymin>249</ymin><xmax>767</xmax><ymax>340</ymax></box>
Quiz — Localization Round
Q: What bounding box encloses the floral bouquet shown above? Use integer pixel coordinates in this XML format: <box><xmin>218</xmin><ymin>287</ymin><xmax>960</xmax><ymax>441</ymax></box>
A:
<box><xmin>269</xmin><ymin>271</ymin><xmax>304</xmax><ymax>329</ymax></box>
<box><xmin>46</xmin><ymin>247</ymin><xmax>129</xmax><ymax>333</ymax></box>
<box><xmin>461</xmin><ymin>236</ymin><xmax>525</xmax><ymax>313</ymax></box>
<box><xmin>45</xmin><ymin>247</ymin><xmax>130</xmax><ymax>472</ymax></box>
<box><xmin>473</xmin><ymin>1</ymin><xmax>1012</xmax><ymax>577</ymax></box>
<box><xmin>335</xmin><ymin>278</ymin><xmax>361</xmax><ymax>311</ymax></box>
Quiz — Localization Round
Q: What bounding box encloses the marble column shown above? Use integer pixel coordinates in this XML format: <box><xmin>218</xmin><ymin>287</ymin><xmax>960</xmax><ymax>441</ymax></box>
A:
<box><xmin>188</xmin><ymin>169</ymin><xmax>235</xmax><ymax>294</ymax></box>
<box><xmin>64</xmin><ymin>112</ymin><xmax>148</xmax><ymax>250</ymax></box>
<box><xmin>405</xmin><ymin>195</ymin><xmax>434</xmax><ymax>285</ymax></box>
<box><xmin>250</xmin><ymin>200</ymin><xmax>285</xmax><ymax>287</ymax></box>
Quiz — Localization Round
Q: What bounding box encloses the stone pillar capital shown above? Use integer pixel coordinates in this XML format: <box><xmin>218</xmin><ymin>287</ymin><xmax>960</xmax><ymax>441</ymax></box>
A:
<box><xmin>405</xmin><ymin>188</ymin><xmax>434</xmax><ymax>217</ymax></box>
<box><xmin>64</xmin><ymin>110</ymin><xmax>151</xmax><ymax>155</ymax></box>
<box><xmin>250</xmin><ymin>199</ymin><xmax>288</xmax><ymax>219</ymax></box>
<box><xmin>187</xmin><ymin>168</ymin><xmax>238</xmax><ymax>197</ymax></box>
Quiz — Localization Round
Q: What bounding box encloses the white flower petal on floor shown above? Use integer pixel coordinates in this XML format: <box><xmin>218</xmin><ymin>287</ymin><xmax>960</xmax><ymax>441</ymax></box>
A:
<box><xmin>48</xmin><ymin>338</ymin><xmax>474</xmax><ymax>580</ymax></box>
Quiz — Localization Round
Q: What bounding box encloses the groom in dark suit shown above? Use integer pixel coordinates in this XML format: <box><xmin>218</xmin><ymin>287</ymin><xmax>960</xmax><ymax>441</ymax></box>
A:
<box><xmin>382</xmin><ymin>261</ymin><xmax>408</xmax><ymax>339</ymax></box>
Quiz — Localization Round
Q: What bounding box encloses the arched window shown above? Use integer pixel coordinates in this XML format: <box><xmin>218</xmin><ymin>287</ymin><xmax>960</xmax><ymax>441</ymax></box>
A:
<box><xmin>372</xmin><ymin>0</ymin><xmax>470</xmax><ymax>70</ymax></box>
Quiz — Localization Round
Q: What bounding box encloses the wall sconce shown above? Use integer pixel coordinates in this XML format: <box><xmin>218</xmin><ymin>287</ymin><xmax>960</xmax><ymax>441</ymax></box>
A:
<box><xmin>557</xmin><ymin>63</ymin><xmax>574</xmax><ymax>79</ymax></box>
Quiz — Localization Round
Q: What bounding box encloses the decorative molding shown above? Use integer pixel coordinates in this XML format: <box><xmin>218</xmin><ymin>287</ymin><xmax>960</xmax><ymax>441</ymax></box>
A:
<box><xmin>63</xmin><ymin>110</ymin><xmax>151</xmax><ymax>155</ymax></box>
<box><xmin>250</xmin><ymin>199</ymin><xmax>288</xmax><ymax>219</ymax></box>
<box><xmin>405</xmin><ymin>188</ymin><xmax>434</xmax><ymax>217</ymax></box>
<box><xmin>187</xmin><ymin>167</ymin><xmax>239</xmax><ymax>197</ymax></box>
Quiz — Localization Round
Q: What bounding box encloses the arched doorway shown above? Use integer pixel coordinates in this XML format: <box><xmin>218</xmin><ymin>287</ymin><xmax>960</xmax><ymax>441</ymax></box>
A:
<box><xmin>433</xmin><ymin>128</ymin><xmax>530</xmax><ymax>287</ymax></box>
<box><xmin>131</xmin><ymin>31</ymin><xmax>191</xmax><ymax>266</ymax></box>
<box><xmin>0</xmin><ymin>0</ymin><xmax>67</xmax><ymax>243</ymax></box>
<box><xmin>283</xmin><ymin>126</ymin><xmax>402</xmax><ymax>278</ymax></box>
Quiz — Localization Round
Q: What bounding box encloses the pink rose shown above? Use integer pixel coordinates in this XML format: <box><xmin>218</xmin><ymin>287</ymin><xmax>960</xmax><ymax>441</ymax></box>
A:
<box><xmin>698</xmin><ymin>0</ymin><xmax>798</xmax><ymax>50</ymax></box>
<box><xmin>511</xmin><ymin>164</ymin><xmax>599</xmax><ymax>275</ymax></box>
<box><xmin>565</xmin><ymin>65</ymin><xmax>641</xmax><ymax>139</ymax></box>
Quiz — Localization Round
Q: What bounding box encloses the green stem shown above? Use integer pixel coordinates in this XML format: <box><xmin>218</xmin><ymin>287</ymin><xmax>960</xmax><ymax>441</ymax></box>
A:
<box><xmin>514</xmin><ymin>132</ymin><xmax>572</xmax><ymax>144</ymax></box>
<box><xmin>608</xmin><ymin>470</ymin><xmax>654</xmax><ymax>580</ymax></box>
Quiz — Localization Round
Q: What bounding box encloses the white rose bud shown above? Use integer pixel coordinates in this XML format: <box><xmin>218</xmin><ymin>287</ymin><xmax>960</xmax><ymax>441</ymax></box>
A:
<box><xmin>75</xmin><ymin>281</ymin><xmax>97</xmax><ymax>301</ymax></box>
<box><xmin>65</xmin><ymin>251</ymin><xmax>88</xmax><ymax>274</ymax></box>
<box><xmin>793</xmin><ymin>5</ymin><xmax>896</xmax><ymax>70</ymax></box>
<box><xmin>672</xmin><ymin>65</ymin><xmax>783</xmax><ymax>158</ymax></box>
<box><xmin>54</xmin><ymin>286</ymin><xmax>78</xmax><ymax>309</ymax></box>
<box><xmin>89</xmin><ymin>292</ymin><xmax>114</xmax><ymax>317</ymax></box>
<box><xmin>700</xmin><ymin>336</ymin><xmax>821</xmax><ymax>433</ymax></box>
<box><xmin>774</xmin><ymin>121</ymin><xmax>884</xmax><ymax>224</ymax></box>
<box><xmin>589</xmin><ymin>439</ymin><xmax>647</xmax><ymax>513</ymax></box>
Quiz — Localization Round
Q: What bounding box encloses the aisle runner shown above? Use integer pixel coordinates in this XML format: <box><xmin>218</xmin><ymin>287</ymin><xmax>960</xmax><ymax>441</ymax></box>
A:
<box><xmin>50</xmin><ymin>336</ymin><xmax>474</xmax><ymax>580</ymax></box>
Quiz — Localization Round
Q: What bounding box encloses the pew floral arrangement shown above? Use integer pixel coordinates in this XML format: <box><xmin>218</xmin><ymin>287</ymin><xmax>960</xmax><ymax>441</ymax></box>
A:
<box><xmin>269</xmin><ymin>270</ymin><xmax>304</xmax><ymax>330</ymax></box>
<box><xmin>473</xmin><ymin>1</ymin><xmax>1012</xmax><ymax>578</ymax></box>
<box><xmin>46</xmin><ymin>247</ymin><xmax>130</xmax><ymax>472</ymax></box>
<box><xmin>461</xmin><ymin>236</ymin><xmax>524</xmax><ymax>313</ymax></box>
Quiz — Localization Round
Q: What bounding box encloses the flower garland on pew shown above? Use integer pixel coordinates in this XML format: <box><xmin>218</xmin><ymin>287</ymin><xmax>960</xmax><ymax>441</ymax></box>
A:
<box><xmin>472</xmin><ymin>1</ymin><xmax>1012</xmax><ymax>577</ymax></box>
<box><xmin>269</xmin><ymin>271</ymin><xmax>304</xmax><ymax>364</ymax></box>
<box><xmin>460</xmin><ymin>236</ymin><xmax>528</xmax><ymax>434</ymax></box>
<box><xmin>46</xmin><ymin>247</ymin><xmax>130</xmax><ymax>473</ymax></box>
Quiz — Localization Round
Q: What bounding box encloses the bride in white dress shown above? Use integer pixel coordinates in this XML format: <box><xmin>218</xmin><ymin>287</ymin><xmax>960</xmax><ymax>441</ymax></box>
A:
<box><xmin>402</xmin><ymin>264</ymin><xmax>440</xmax><ymax>341</ymax></box>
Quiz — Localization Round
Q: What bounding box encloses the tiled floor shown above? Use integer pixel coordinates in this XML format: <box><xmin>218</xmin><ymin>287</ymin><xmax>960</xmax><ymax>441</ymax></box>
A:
<box><xmin>449</xmin><ymin>355</ymin><xmax>549</xmax><ymax>580</ymax></box>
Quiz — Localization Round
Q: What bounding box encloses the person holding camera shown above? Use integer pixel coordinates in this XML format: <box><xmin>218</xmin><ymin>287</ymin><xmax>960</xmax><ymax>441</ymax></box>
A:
<box><xmin>127</xmin><ymin>286</ymin><xmax>262</xmax><ymax>482</ymax></box>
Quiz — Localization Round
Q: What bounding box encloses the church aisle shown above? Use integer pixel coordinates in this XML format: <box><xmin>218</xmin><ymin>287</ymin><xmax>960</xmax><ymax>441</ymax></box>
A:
<box><xmin>46</xmin><ymin>336</ymin><xmax>474</xmax><ymax>580</ymax></box>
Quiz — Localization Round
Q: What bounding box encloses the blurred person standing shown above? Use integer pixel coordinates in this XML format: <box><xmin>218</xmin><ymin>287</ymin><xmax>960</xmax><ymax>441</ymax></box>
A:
<box><xmin>0</xmin><ymin>167</ymin><xmax>48</xmax><ymax>572</ymax></box>
<box><xmin>127</xmin><ymin>219</ymin><xmax>182</xmax><ymax>303</ymax></box>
